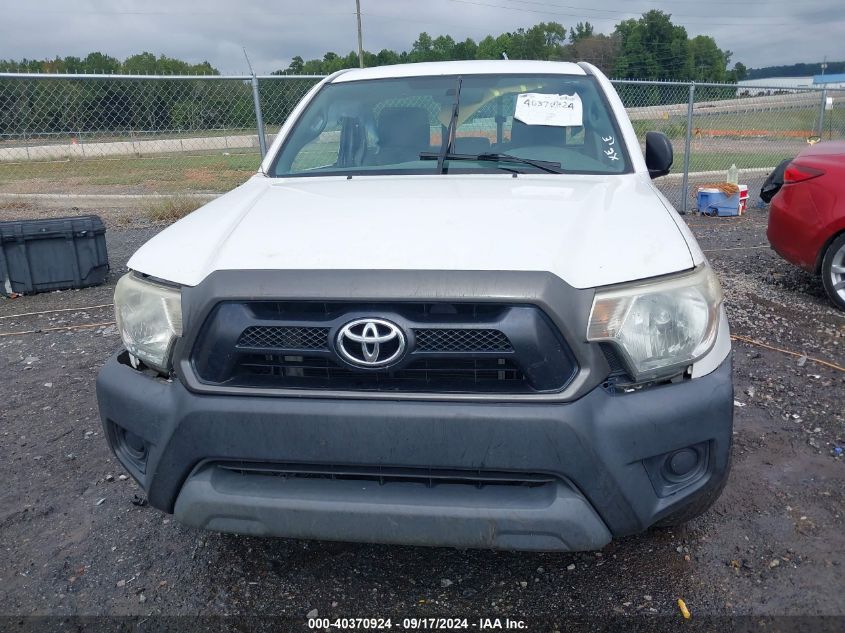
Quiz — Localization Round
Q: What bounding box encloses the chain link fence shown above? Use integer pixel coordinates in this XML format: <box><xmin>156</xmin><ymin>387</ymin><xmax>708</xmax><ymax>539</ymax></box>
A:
<box><xmin>616</xmin><ymin>80</ymin><xmax>845</xmax><ymax>208</ymax></box>
<box><xmin>0</xmin><ymin>74</ymin><xmax>319</xmax><ymax>194</ymax></box>
<box><xmin>1</xmin><ymin>72</ymin><xmax>842</xmax><ymax>210</ymax></box>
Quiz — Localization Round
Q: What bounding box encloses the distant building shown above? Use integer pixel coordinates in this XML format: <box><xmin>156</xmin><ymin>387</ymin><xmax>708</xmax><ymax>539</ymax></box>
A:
<box><xmin>738</xmin><ymin>77</ymin><xmax>815</xmax><ymax>90</ymax></box>
<box><xmin>813</xmin><ymin>73</ymin><xmax>845</xmax><ymax>89</ymax></box>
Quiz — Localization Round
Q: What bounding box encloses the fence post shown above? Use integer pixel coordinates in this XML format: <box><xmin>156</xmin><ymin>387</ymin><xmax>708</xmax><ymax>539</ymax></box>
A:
<box><xmin>251</xmin><ymin>75</ymin><xmax>268</xmax><ymax>158</ymax></box>
<box><xmin>680</xmin><ymin>82</ymin><xmax>695</xmax><ymax>215</ymax></box>
<box><xmin>817</xmin><ymin>88</ymin><xmax>827</xmax><ymax>137</ymax></box>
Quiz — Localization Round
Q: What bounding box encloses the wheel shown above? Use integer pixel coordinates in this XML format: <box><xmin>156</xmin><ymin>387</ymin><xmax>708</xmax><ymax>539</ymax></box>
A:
<box><xmin>821</xmin><ymin>233</ymin><xmax>845</xmax><ymax>311</ymax></box>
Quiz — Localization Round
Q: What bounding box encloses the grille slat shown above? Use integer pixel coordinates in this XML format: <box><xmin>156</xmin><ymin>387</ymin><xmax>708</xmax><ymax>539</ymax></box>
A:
<box><xmin>236</xmin><ymin>354</ymin><xmax>524</xmax><ymax>390</ymax></box>
<box><xmin>237</xmin><ymin>326</ymin><xmax>329</xmax><ymax>350</ymax></box>
<box><xmin>216</xmin><ymin>462</ymin><xmax>556</xmax><ymax>488</ymax></box>
<box><xmin>414</xmin><ymin>328</ymin><xmax>512</xmax><ymax>352</ymax></box>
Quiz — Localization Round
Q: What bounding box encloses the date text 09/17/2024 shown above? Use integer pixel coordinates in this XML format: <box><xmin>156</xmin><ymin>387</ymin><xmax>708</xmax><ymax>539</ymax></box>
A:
<box><xmin>307</xmin><ymin>617</ymin><xmax>528</xmax><ymax>630</ymax></box>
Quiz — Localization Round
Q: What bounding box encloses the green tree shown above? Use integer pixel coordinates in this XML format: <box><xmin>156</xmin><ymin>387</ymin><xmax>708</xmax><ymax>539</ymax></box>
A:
<box><xmin>122</xmin><ymin>52</ymin><xmax>159</xmax><ymax>74</ymax></box>
<box><xmin>432</xmin><ymin>35</ymin><xmax>457</xmax><ymax>61</ymax></box>
<box><xmin>376</xmin><ymin>49</ymin><xmax>400</xmax><ymax>66</ymax></box>
<box><xmin>410</xmin><ymin>33</ymin><xmax>435</xmax><ymax>62</ymax></box>
<box><xmin>689</xmin><ymin>35</ymin><xmax>730</xmax><ymax>81</ymax></box>
<box><xmin>120</xmin><ymin>53</ymin><xmax>215</xmax><ymax>76</ymax></box>
<box><xmin>613</xmin><ymin>11</ymin><xmax>692</xmax><ymax>80</ymax></box>
<box><xmin>81</xmin><ymin>52</ymin><xmax>121</xmax><ymax>74</ymax></box>
<box><xmin>572</xmin><ymin>34</ymin><xmax>621</xmax><ymax>76</ymax></box>
<box><xmin>475</xmin><ymin>35</ymin><xmax>507</xmax><ymax>60</ymax></box>
<box><xmin>286</xmin><ymin>56</ymin><xmax>305</xmax><ymax>74</ymax></box>
<box><xmin>569</xmin><ymin>22</ymin><xmax>594</xmax><ymax>44</ymax></box>
<box><xmin>506</xmin><ymin>22</ymin><xmax>567</xmax><ymax>60</ymax></box>
<box><xmin>452</xmin><ymin>38</ymin><xmax>478</xmax><ymax>60</ymax></box>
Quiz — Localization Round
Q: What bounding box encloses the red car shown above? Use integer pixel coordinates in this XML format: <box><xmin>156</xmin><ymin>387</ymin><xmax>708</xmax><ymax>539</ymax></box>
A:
<box><xmin>767</xmin><ymin>141</ymin><xmax>845</xmax><ymax>310</ymax></box>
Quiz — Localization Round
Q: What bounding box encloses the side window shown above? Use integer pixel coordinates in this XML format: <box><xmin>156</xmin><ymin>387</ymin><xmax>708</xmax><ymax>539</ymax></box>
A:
<box><xmin>567</xmin><ymin>126</ymin><xmax>586</xmax><ymax>146</ymax></box>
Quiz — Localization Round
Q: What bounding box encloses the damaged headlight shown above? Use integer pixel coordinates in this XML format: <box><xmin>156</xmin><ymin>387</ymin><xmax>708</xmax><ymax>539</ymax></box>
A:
<box><xmin>587</xmin><ymin>265</ymin><xmax>723</xmax><ymax>381</ymax></box>
<box><xmin>114</xmin><ymin>273</ymin><xmax>182</xmax><ymax>374</ymax></box>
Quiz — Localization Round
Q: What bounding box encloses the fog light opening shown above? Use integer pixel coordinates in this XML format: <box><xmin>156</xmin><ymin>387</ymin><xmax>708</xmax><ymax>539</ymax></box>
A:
<box><xmin>644</xmin><ymin>441</ymin><xmax>710</xmax><ymax>498</ymax></box>
<box><xmin>665</xmin><ymin>448</ymin><xmax>699</xmax><ymax>480</ymax></box>
<box><xmin>107</xmin><ymin>420</ymin><xmax>149</xmax><ymax>475</ymax></box>
<box><xmin>122</xmin><ymin>429</ymin><xmax>147</xmax><ymax>461</ymax></box>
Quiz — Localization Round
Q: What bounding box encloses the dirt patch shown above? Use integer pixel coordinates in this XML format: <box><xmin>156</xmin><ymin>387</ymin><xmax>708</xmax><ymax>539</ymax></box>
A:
<box><xmin>0</xmin><ymin>202</ymin><xmax>160</xmax><ymax>230</ymax></box>
<box><xmin>182</xmin><ymin>169</ymin><xmax>220</xmax><ymax>187</ymax></box>
<box><xmin>0</xmin><ymin>200</ymin><xmax>35</xmax><ymax>212</ymax></box>
<box><xmin>143</xmin><ymin>196</ymin><xmax>203</xmax><ymax>223</ymax></box>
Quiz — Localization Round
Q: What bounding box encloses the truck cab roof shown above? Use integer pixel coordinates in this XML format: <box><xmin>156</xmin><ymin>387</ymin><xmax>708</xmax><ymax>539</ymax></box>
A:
<box><xmin>330</xmin><ymin>60</ymin><xmax>588</xmax><ymax>83</ymax></box>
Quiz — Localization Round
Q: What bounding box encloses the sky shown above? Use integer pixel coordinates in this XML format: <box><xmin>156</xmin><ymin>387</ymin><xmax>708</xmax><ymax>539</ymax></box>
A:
<box><xmin>0</xmin><ymin>0</ymin><xmax>839</xmax><ymax>74</ymax></box>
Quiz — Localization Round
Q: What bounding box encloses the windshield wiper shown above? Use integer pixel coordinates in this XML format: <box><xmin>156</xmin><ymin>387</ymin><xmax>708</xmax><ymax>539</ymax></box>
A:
<box><xmin>420</xmin><ymin>151</ymin><xmax>564</xmax><ymax>174</ymax></box>
<box><xmin>436</xmin><ymin>76</ymin><xmax>463</xmax><ymax>174</ymax></box>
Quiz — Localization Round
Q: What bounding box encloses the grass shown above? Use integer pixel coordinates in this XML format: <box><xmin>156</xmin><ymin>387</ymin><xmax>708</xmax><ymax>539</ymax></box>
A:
<box><xmin>686</xmin><ymin>151</ymin><xmax>795</xmax><ymax>172</ymax></box>
<box><xmin>633</xmin><ymin>106</ymin><xmax>842</xmax><ymax>139</ymax></box>
<box><xmin>0</xmin><ymin>152</ymin><xmax>260</xmax><ymax>193</ymax></box>
<box><xmin>691</xmin><ymin>108</ymin><xmax>822</xmax><ymax>133</ymax></box>
<box><xmin>143</xmin><ymin>195</ymin><xmax>205</xmax><ymax>223</ymax></box>
<box><xmin>0</xmin><ymin>144</ymin><xmax>806</xmax><ymax>196</ymax></box>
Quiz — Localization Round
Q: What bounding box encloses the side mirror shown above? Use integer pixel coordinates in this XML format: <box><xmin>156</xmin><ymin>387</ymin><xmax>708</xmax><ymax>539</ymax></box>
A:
<box><xmin>645</xmin><ymin>131</ymin><xmax>673</xmax><ymax>179</ymax></box>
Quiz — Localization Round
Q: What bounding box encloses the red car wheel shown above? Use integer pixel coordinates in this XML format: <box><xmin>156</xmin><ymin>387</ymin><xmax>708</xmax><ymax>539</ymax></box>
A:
<box><xmin>822</xmin><ymin>233</ymin><xmax>845</xmax><ymax>310</ymax></box>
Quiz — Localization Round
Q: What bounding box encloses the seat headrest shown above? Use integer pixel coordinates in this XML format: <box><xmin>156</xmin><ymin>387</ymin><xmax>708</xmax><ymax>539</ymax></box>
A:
<box><xmin>377</xmin><ymin>107</ymin><xmax>431</xmax><ymax>148</ymax></box>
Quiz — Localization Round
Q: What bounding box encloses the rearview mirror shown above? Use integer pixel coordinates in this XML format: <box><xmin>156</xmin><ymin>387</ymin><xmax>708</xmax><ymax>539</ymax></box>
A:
<box><xmin>645</xmin><ymin>131</ymin><xmax>673</xmax><ymax>179</ymax></box>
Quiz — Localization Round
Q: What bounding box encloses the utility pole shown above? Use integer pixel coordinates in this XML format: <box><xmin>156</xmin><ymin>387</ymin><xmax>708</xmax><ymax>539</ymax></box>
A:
<box><xmin>356</xmin><ymin>0</ymin><xmax>364</xmax><ymax>68</ymax></box>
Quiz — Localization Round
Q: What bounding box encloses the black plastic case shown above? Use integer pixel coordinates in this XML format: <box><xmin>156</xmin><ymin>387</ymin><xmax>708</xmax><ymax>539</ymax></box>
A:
<box><xmin>0</xmin><ymin>215</ymin><xmax>109</xmax><ymax>296</ymax></box>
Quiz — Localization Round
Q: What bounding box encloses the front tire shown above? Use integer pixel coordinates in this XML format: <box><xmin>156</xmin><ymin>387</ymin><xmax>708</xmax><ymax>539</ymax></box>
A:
<box><xmin>821</xmin><ymin>233</ymin><xmax>845</xmax><ymax>311</ymax></box>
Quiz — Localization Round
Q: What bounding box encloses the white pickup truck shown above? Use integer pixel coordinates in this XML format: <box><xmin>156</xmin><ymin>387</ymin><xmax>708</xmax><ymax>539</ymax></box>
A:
<box><xmin>97</xmin><ymin>60</ymin><xmax>733</xmax><ymax>551</ymax></box>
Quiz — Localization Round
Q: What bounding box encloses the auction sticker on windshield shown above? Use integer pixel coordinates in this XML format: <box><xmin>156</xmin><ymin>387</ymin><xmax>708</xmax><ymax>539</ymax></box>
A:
<box><xmin>514</xmin><ymin>92</ymin><xmax>582</xmax><ymax>127</ymax></box>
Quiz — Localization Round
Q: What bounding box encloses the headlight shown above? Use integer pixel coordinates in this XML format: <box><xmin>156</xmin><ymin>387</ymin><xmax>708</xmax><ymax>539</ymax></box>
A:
<box><xmin>114</xmin><ymin>273</ymin><xmax>182</xmax><ymax>374</ymax></box>
<box><xmin>587</xmin><ymin>266</ymin><xmax>723</xmax><ymax>381</ymax></box>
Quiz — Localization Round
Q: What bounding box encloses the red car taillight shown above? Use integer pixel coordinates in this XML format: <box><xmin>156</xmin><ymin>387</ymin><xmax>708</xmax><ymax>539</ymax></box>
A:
<box><xmin>784</xmin><ymin>162</ymin><xmax>825</xmax><ymax>184</ymax></box>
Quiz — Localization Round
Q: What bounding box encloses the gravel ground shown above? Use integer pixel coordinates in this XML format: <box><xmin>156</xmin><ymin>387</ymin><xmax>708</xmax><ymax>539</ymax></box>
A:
<box><xmin>0</xmin><ymin>193</ymin><xmax>843</xmax><ymax>630</ymax></box>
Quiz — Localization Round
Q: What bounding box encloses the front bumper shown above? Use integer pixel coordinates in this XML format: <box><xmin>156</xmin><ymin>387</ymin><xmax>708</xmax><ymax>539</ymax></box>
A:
<box><xmin>96</xmin><ymin>354</ymin><xmax>733</xmax><ymax>551</ymax></box>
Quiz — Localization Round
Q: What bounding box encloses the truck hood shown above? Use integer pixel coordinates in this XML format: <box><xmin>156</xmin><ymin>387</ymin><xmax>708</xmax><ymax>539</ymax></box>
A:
<box><xmin>129</xmin><ymin>174</ymin><xmax>698</xmax><ymax>289</ymax></box>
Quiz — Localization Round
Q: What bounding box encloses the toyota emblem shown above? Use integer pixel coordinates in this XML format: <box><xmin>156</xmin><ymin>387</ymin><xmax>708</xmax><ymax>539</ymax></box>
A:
<box><xmin>336</xmin><ymin>318</ymin><xmax>406</xmax><ymax>368</ymax></box>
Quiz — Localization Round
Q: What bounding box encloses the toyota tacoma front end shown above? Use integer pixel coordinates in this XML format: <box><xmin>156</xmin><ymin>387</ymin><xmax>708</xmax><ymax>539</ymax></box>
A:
<box><xmin>97</xmin><ymin>60</ymin><xmax>732</xmax><ymax>551</ymax></box>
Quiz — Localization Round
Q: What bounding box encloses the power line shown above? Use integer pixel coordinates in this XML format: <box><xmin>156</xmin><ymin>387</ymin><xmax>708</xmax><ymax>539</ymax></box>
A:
<box><xmin>630</xmin><ymin>0</ymin><xmax>792</xmax><ymax>4</ymax></box>
<box><xmin>2</xmin><ymin>8</ymin><xmax>355</xmax><ymax>16</ymax></box>
<box><xmin>446</xmin><ymin>0</ymin><xmax>801</xmax><ymax>26</ymax></box>
<box><xmin>506</xmin><ymin>0</ymin><xmax>792</xmax><ymax>10</ymax></box>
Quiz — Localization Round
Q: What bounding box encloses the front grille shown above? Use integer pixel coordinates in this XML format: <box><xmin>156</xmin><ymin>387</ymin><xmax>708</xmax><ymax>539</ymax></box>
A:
<box><xmin>237</xmin><ymin>326</ymin><xmax>329</xmax><ymax>350</ymax></box>
<box><xmin>414</xmin><ymin>328</ymin><xmax>512</xmax><ymax>352</ymax></box>
<box><xmin>234</xmin><ymin>354</ymin><xmax>524</xmax><ymax>392</ymax></box>
<box><xmin>237</xmin><ymin>325</ymin><xmax>511</xmax><ymax>354</ymax></box>
<box><xmin>191</xmin><ymin>301</ymin><xmax>578</xmax><ymax>394</ymax></box>
<box><xmin>216</xmin><ymin>462</ymin><xmax>556</xmax><ymax>488</ymax></box>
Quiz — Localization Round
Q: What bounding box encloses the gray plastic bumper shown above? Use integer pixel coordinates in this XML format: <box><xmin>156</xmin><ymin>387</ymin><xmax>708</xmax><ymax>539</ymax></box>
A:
<box><xmin>97</xmin><ymin>352</ymin><xmax>733</xmax><ymax>551</ymax></box>
<box><xmin>174</xmin><ymin>465</ymin><xmax>611</xmax><ymax>551</ymax></box>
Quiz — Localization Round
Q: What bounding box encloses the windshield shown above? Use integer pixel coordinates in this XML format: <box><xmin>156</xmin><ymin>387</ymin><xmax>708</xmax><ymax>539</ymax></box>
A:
<box><xmin>270</xmin><ymin>73</ymin><xmax>630</xmax><ymax>177</ymax></box>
